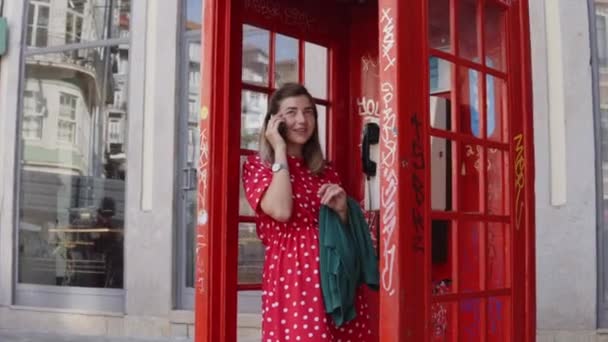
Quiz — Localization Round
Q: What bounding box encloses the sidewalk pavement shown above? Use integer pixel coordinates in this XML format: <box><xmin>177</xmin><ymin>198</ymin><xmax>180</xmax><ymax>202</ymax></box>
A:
<box><xmin>0</xmin><ymin>330</ymin><xmax>260</xmax><ymax>342</ymax></box>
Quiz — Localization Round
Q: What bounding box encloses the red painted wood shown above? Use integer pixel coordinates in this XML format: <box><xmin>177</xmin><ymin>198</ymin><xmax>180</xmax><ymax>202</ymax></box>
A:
<box><xmin>195</xmin><ymin>0</ymin><xmax>239</xmax><ymax>341</ymax></box>
<box><xmin>195</xmin><ymin>1</ymin><xmax>536</xmax><ymax>341</ymax></box>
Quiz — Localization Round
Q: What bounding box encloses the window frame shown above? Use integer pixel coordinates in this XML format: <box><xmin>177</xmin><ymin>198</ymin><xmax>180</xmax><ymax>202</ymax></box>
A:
<box><xmin>13</xmin><ymin>0</ymin><xmax>132</xmax><ymax>312</ymax></box>
<box><xmin>27</xmin><ymin>1</ymin><xmax>50</xmax><ymax>47</ymax></box>
<box><xmin>57</xmin><ymin>92</ymin><xmax>77</xmax><ymax>143</ymax></box>
<box><xmin>22</xmin><ymin>90</ymin><xmax>45</xmax><ymax>140</ymax></box>
<box><xmin>590</xmin><ymin>0</ymin><xmax>608</xmax><ymax>329</ymax></box>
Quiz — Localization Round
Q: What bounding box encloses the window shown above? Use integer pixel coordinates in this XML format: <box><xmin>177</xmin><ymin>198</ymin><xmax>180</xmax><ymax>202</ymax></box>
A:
<box><xmin>176</xmin><ymin>0</ymin><xmax>202</xmax><ymax>310</ymax></box>
<box><xmin>16</xmin><ymin>0</ymin><xmax>131</xmax><ymax>311</ymax></box>
<box><xmin>598</xmin><ymin>14</ymin><xmax>608</xmax><ymax>67</ymax></box>
<box><xmin>58</xmin><ymin>93</ymin><xmax>77</xmax><ymax>143</ymax></box>
<box><xmin>22</xmin><ymin>91</ymin><xmax>45</xmax><ymax>140</ymax></box>
<box><xmin>26</xmin><ymin>1</ymin><xmax>50</xmax><ymax>47</ymax></box>
<box><xmin>65</xmin><ymin>11</ymin><xmax>84</xmax><ymax>44</ymax></box>
<box><xmin>593</xmin><ymin>0</ymin><xmax>608</xmax><ymax>328</ymax></box>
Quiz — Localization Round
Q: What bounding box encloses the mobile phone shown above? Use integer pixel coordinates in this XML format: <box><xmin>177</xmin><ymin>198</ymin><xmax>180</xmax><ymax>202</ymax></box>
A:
<box><xmin>278</xmin><ymin>122</ymin><xmax>287</xmax><ymax>138</ymax></box>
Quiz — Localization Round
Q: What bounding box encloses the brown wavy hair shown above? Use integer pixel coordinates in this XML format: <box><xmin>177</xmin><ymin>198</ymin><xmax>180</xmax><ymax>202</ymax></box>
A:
<box><xmin>258</xmin><ymin>83</ymin><xmax>325</xmax><ymax>174</ymax></box>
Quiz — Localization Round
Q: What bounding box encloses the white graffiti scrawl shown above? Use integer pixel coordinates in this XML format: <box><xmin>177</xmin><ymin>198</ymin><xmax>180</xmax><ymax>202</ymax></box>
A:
<box><xmin>380</xmin><ymin>6</ymin><xmax>398</xmax><ymax>296</ymax></box>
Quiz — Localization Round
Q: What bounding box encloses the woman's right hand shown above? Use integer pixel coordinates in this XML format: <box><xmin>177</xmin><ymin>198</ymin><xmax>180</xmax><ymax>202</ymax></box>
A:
<box><xmin>265</xmin><ymin>114</ymin><xmax>286</xmax><ymax>149</ymax></box>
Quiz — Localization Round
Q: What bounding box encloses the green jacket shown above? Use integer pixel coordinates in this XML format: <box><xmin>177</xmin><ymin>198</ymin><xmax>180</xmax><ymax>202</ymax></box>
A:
<box><xmin>319</xmin><ymin>197</ymin><xmax>379</xmax><ymax>327</ymax></box>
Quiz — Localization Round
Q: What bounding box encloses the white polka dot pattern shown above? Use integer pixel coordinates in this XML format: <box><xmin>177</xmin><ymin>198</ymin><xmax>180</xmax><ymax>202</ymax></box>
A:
<box><xmin>242</xmin><ymin>155</ymin><xmax>374</xmax><ymax>341</ymax></box>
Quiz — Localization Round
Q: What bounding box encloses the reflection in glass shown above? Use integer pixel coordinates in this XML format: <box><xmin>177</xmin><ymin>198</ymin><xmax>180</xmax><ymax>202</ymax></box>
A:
<box><xmin>241</xmin><ymin>90</ymin><xmax>268</xmax><ymax>150</ymax></box>
<box><xmin>459</xmin><ymin>144</ymin><xmax>483</xmax><ymax>213</ymax></box>
<box><xmin>431</xmin><ymin>220</ymin><xmax>452</xmax><ymax>296</ymax></box>
<box><xmin>487</xmin><ymin>75</ymin><xmax>507</xmax><ymax>142</ymax></box>
<box><xmin>430</xmin><ymin>137</ymin><xmax>452</xmax><ymax>211</ymax></box>
<box><xmin>239</xmin><ymin>156</ymin><xmax>255</xmax><ymax>217</ymax></box>
<box><xmin>487</xmin><ymin>223</ymin><xmax>510</xmax><ymax>290</ymax></box>
<box><xmin>304</xmin><ymin>42</ymin><xmax>328</xmax><ymax>99</ymax></box>
<box><xmin>487</xmin><ymin>148</ymin><xmax>508</xmax><ymax>216</ymax></box>
<box><xmin>596</xmin><ymin>2</ymin><xmax>608</xmax><ymax>238</ymax></box>
<box><xmin>238</xmin><ymin>223</ymin><xmax>264</xmax><ymax>284</ymax></box>
<box><xmin>487</xmin><ymin>297</ymin><xmax>510</xmax><ymax>340</ymax></box>
<box><xmin>458</xmin><ymin>66</ymin><xmax>482</xmax><ymax>138</ymax></box>
<box><xmin>459</xmin><ymin>222</ymin><xmax>483</xmax><ymax>293</ymax></box>
<box><xmin>242</xmin><ymin>25</ymin><xmax>270</xmax><ymax>86</ymax></box>
<box><xmin>186</xmin><ymin>0</ymin><xmax>203</xmax><ymax>31</ymax></box>
<box><xmin>459</xmin><ymin>298</ymin><xmax>483</xmax><ymax>339</ymax></box>
<box><xmin>26</xmin><ymin>0</ymin><xmax>131</xmax><ymax>48</ymax></box>
<box><xmin>484</xmin><ymin>4</ymin><xmax>506</xmax><ymax>71</ymax></box>
<box><xmin>458</xmin><ymin>0</ymin><xmax>479</xmax><ymax>61</ymax></box>
<box><xmin>428</xmin><ymin>0</ymin><xmax>451</xmax><ymax>52</ymax></box>
<box><xmin>429</xmin><ymin>58</ymin><xmax>452</xmax><ymax>95</ymax></box>
<box><xmin>275</xmin><ymin>34</ymin><xmax>299</xmax><ymax>87</ymax></box>
<box><xmin>317</xmin><ymin>104</ymin><xmax>327</xmax><ymax>157</ymax></box>
<box><xmin>185</xmin><ymin>41</ymin><xmax>201</xmax><ymax>288</ymax></box>
<box><xmin>18</xmin><ymin>44</ymin><xmax>129</xmax><ymax>288</ymax></box>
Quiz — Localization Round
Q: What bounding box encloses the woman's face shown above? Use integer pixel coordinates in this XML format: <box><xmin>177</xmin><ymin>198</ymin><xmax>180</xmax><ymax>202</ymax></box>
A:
<box><xmin>277</xmin><ymin>95</ymin><xmax>316</xmax><ymax>146</ymax></box>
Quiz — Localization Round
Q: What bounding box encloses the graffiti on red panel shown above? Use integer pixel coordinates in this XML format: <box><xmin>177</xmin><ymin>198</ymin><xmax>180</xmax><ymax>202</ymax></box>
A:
<box><xmin>244</xmin><ymin>0</ymin><xmax>317</xmax><ymax>32</ymax></box>
<box><xmin>514</xmin><ymin>133</ymin><xmax>525</xmax><ymax>230</ymax></box>
<box><xmin>380</xmin><ymin>8</ymin><xmax>396</xmax><ymax>72</ymax></box>
<box><xmin>357</xmin><ymin>97</ymin><xmax>379</xmax><ymax>118</ymax></box>
<box><xmin>196</xmin><ymin>118</ymin><xmax>210</xmax><ymax>294</ymax></box>
<box><xmin>379</xmin><ymin>5</ymin><xmax>397</xmax><ymax>297</ymax></box>
<box><xmin>410</xmin><ymin>113</ymin><xmax>425</xmax><ymax>253</ymax></box>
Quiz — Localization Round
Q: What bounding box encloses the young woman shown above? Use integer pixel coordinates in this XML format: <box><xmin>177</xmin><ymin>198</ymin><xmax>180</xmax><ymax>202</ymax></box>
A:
<box><xmin>242</xmin><ymin>83</ymin><xmax>373</xmax><ymax>341</ymax></box>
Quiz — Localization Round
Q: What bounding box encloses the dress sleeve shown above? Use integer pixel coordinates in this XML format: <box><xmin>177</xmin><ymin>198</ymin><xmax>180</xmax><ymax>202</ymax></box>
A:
<box><xmin>242</xmin><ymin>155</ymin><xmax>273</xmax><ymax>213</ymax></box>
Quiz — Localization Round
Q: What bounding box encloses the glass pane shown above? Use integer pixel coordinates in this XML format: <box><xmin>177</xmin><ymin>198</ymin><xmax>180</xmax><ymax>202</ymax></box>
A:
<box><xmin>239</xmin><ymin>155</ymin><xmax>255</xmax><ymax>216</ymax></box>
<box><xmin>429</xmin><ymin>0</ymin><xmax>451</xmax><ymax>52</ymax></box>
<box><xmin>186</xmin><ymin>0</ymin><xmax>203</xmax><ymax>31</ymax></box>
<box><xmin>18</xmin><ymin>45</ymin><xmax>128</xmax><ymax>288</ymax></box>
<box><xmin>430</xmin><ymin>58</ymin><xmax>453</xmax><ymax>95</ymax></box>
<box><xmin>238</xmin><ymin>223</ymin><xmax>264</xmax><ymax>284</ymax></box>
<box><xmin>238</xmin><ymin>291</ymin><xmax>262</xmax><ymax>340</ymax></box>
<box><xmin>432</xmin><ymin>220</ymin><xmax>453</xmax><ymax>295</ymax></box>
<box><xmin>430</xmin><ymin>137</ymin><xmax>453</xmax><ymax>211</ymax></box>
<box><xmin>459</xmin><ymin>144</ymin><xmax>483</xmax><ymax>213</ymax></box>
<box><xmin>459</xmin><ymin>221</ymin><xmax>483</xmax><ymax>292</ymax></box>
<box><xmin>185</xmin><ymin>174</ymin><xmax>197</xmax><ymax>288</ymax></box>
<box><xmin>185</xmin><ymin>41</ymin><xmax>201</xmax><ymax>288</ymax></box>
<box><xmin>241</xmin><ymin>90</ymin><xmax>268</xmax><ymax>150</ymax></box>
<box><xmin>275</xmin><ymin>34</ymin><xmax>299</xmax><ymax>87</ymax></box>
<box><xmin>484</xmin><ymin>3</ymin><xmax>506</xmax><ymax>71</ymax></box>
<box><xmin>317</xmin><ymin>104</ymin><xmax>327</xmax><ymax>157</ymax></box>
<box><xmin>487</xmin><ymin>297</ymin><xmax>511</xmax><ymax>341</ymax></box>
<box><xmin>487</xmin><ymin>148</ymin><xmax>508</xmax><ymax>215</ymax></box>
<box><xmin>26</xmin><ymin>0</ymin><xmax>131</xmax><ymax>48</ymax></box>
<box><xmin>431</xmin><ymin>301</ymin><xmax>456</xmax><ymax>341</ymax></box>
<box><xmin>458</xmin><ymin>66</ymin><xmax>483</xmax><ymax>138</ymax></box>
<box><xmin>242</xmin><ymin>25</ymin><xmax>270</xmax><ymax>86</ymax></box>
<box><xmin>458</xmin><ymin>0</ymin><xmax>479</xmax><ymax>61</ymax></box>
<box><xmin>430</xmin><ymin>96</ymin><xmax>451</xmax><ymax>131</ymax></box>
<box><xmin>487</xmin><ymin>223</ymin><xmax>511</xmax><ymax>290</ymax></box>
<box><xmin>304</xmin><ymin>42</ymin><xmax>328</xmax><ymax>99</ymax></box>
<box><xmin>459</xmin><ymin>298</ymin><xmax>483</xmax><ymax>341</ymax></box>
<box><xmin>487</xmin><ymin>75</ymin><xmax>507</xmax><ymax>142</ymax></box>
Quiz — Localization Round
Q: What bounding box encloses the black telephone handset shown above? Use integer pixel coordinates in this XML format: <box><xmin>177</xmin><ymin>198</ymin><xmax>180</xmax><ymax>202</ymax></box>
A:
<box><xmin>278</xmin><ymin>122</ymin><xmax>287</xmax><ymax>139</ymax></box>
<box><xmin>362</xmin><ymin>122</ymin><xmax>380</xmax><ymax>178</ymax></box>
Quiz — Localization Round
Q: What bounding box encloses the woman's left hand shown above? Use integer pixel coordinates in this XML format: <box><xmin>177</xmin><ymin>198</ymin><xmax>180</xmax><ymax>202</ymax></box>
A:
<box><xmin>318</xmin><ymin>183</ymin><xmax>347</xmax><ymax>220</ymax></box>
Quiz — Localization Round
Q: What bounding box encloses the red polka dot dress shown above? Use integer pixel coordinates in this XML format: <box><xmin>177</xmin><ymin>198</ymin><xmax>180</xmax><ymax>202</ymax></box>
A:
<box><xmin>242</xmin><ymin>154</ymin><xmax>374</xmax><ymax>342</ymax></box>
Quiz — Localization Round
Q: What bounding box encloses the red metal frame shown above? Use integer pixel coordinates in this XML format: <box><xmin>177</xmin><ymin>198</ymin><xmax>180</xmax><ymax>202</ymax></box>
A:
<box><xmin>196</xmin><ymin>0</ymin><xmax>536</xmax><ymax>341</ymax></box>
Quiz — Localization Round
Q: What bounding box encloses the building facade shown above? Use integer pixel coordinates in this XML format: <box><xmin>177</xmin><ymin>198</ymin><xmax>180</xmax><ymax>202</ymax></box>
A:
<box><xmin>0</xmin><ymin>0</ymin><xmax>605</xmax><ymax>340</ymax></box>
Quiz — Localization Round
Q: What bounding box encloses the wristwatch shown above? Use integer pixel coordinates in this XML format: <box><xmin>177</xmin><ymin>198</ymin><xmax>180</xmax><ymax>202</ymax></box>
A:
<box><xmin>271</xmin><ymin>163</ymin><xmax>288</xmax><ymax>173</ymax></box>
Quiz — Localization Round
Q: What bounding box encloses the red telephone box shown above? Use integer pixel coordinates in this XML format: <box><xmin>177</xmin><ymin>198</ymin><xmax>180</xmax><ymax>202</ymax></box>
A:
<box><xmin>195</xmin><ymin>0</ymin><xmax>535</xmax><ymax>341</ymax></box>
